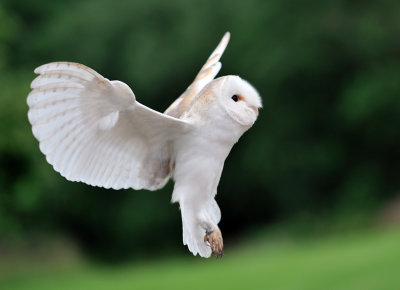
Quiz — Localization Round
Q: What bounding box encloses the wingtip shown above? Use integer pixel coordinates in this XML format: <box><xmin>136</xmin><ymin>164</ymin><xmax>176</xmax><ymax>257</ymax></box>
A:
<box><xmin>222</xmin><ymin>32</ymin><xmax>230</xmax><ymax>45</ymax></box>
<box><xmin>224</xmin><ymin>31</ymin><xmax>231</xmax><ymax>40</ymax></box>
<box><xmin>210</xmin><ymin>32</ymin><xmax>230</xmax><ymax>58</ymax></box>
<box><xmin>33</xmin><ymin>62</ymin><xmax>58</xmax><ymax>74</ymax></box>
<box><xmin>33</xmin><ymin>65</ymin><xmax>42</xmax><ymax>74</ymax></box>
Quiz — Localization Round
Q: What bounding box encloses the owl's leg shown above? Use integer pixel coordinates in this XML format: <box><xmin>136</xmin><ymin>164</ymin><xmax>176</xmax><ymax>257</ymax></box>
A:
<box><xmin>177</xmin><ymin>194</ymin><xmax>223</xmax><ymax>258</ymax></box>
<box><xmin>201</xmin><ymin>221</ymin><xmax>223</xmax><ymax>258</ymax></box>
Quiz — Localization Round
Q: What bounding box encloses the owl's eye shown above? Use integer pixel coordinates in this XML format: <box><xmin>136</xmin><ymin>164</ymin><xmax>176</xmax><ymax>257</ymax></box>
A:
<box><xmin>231</xmin><ymin>95</ymin><xmax>239</xmax><ymax>102</ymax></box>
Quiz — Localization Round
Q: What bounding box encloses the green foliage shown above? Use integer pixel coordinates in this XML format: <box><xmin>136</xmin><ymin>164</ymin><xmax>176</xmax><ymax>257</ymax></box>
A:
<box><xmin>2</xmin><ymin>227</ymin><xmax>400</xmax><ymax>290</ymax></box>
<box><xmin>1</xmin><ymin>0</ymin><xmax>400</xmax><ymax>259</ymax></box>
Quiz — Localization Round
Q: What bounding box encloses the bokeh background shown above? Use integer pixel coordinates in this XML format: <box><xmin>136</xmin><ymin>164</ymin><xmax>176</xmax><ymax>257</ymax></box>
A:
<box><xmin>1</xmin><ymin>0</ymin><xmax>400</xmax><ymax>289</ymax></box>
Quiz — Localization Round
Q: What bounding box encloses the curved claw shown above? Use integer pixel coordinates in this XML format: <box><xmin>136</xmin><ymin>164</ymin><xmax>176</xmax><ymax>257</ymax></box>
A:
<box><xmin>216</xmin><ymin>248</ymin><xmax>223</xmax><ymax>259</ymax></box>
<box><xmin>204</xmin><ymin>229</ymin><xmax>224</xmax><ymax>259</ymax></box>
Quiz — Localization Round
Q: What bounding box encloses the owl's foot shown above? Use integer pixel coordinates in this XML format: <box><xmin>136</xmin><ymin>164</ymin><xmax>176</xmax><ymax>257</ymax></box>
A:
<box><xmin>204</xmin><ymin>228</ymin><xmax>223</xmax><ymax>258</ymax></box>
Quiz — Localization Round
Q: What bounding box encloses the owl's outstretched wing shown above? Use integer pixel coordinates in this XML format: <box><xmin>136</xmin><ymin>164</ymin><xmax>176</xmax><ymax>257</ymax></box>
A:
<box><xmin>28</xmin><ymin>62</ymin><xmax>190</xmax><ymax>190</ymax></box>
<box><xmin>164</xmin><ymin>32</ymin><xmax>230</xmax><ymax>118</ymax></box>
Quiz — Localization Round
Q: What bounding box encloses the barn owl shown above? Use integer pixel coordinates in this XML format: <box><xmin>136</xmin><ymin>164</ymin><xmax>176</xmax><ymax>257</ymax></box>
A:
<box><xmin>27</xmin><ymin>32</ymin><xmax>262</xmax><ymax>258</ymax></box>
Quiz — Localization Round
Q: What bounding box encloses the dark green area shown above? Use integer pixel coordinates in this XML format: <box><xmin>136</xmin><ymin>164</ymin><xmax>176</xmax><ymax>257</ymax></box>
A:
<box><xmin>1</xmin><ymin>0</ymin><xmax>400</xmax><ymax>261</ymax></box>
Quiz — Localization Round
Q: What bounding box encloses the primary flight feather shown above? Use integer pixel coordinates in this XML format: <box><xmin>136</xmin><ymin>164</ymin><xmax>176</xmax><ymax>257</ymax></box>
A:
<box><xmin>27</xmin><ymin>32</ymin><xmax>262</xmax><ymax>258</ymax></box>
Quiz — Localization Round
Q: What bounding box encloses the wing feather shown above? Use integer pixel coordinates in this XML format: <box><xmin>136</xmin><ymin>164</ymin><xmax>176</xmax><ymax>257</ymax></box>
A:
<box><xmin>28</xmin><ymin>62</ymin><xmax>190</xmax><ymax>190</ymax></box>
<box><xmin>165</xmin><ymin>32</ymin><xmax>230</xmax><ymax>118</ymax></box>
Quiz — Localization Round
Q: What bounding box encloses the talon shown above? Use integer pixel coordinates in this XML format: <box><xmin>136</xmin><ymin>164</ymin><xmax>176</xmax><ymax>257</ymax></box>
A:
<box><xmin>216</xmin><ymin>249</ymin><xmax>223</xmax><ymax>259</ymax></box>
<box><xmin>204</xmin><ymin>228</ymin><xmax>224</xmax><ymax>258</ymax></box>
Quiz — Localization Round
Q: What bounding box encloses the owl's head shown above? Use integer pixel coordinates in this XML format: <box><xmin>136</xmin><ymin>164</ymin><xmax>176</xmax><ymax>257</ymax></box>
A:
<box><xmin>216</xmin><ymin>76</ymin><xmax>262</xmax><ymax>127</ymax></box>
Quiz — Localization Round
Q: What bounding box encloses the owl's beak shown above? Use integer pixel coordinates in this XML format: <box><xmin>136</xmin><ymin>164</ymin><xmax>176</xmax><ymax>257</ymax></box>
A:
<box><xmin>250</xmin><ymin>106</ymin><xmax>258</xmax><ymax>115</ymax></box>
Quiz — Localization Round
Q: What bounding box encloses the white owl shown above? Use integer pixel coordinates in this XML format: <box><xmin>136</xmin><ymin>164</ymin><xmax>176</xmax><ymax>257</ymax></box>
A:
<box><xmin>27</xmin><ymin>32</ymin><xmax>262</xmax><ymax>258</ymax></box>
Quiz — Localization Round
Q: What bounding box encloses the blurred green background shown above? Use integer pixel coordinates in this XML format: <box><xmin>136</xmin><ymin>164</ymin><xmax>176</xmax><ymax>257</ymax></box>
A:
<box><xmin>1</xmin><ymin>0</ymin><xmax>400</xmax><ymax>289</ymax></box>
